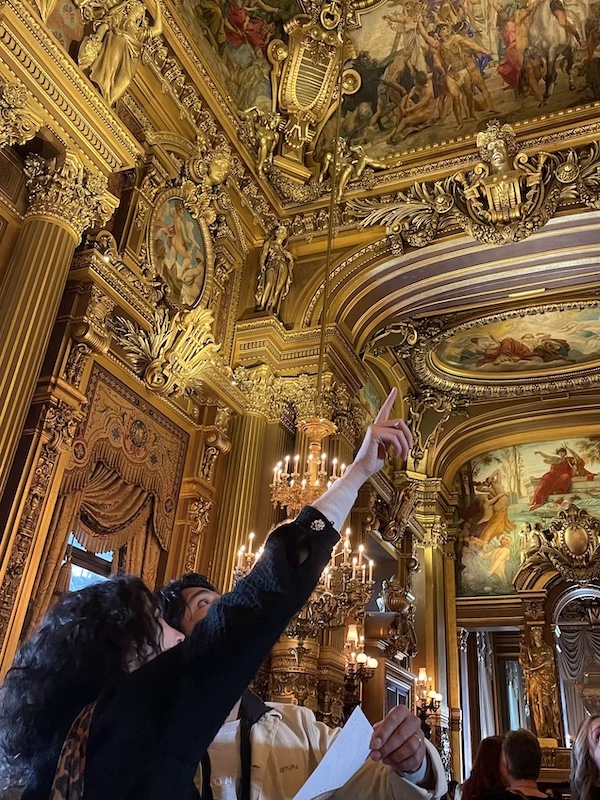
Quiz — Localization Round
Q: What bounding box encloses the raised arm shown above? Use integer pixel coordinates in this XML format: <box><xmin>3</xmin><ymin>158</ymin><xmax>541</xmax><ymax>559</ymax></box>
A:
<box><xmin>98</xmin><ymin>389</ymin><xmax>412</xmax><ymax>799</ymax></box>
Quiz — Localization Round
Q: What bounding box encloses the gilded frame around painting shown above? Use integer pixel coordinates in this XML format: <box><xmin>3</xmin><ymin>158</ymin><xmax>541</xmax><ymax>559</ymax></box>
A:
<box><xmin>148</xmin><ymin>187</ymin><xmax>214</xmax><ymax>312</ymax></box>
<box><xmin>402</xmin><ymin>300</ymin><xmax>600</xmax><ymax>399</ymax></box>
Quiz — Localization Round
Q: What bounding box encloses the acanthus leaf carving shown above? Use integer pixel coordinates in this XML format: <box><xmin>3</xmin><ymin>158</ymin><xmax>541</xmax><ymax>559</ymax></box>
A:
<box><xmin>112</xmin><ymin>306</ymin><xmax>220</xmax><ymax>397</ymax></box>
<box><xmin>24</xmin><ymin>152</ymin><xmax>118</xmax><ymax>241</ymax></box>
<box><xmin>0</xmin><ymin>79</ymin><xmax>43</xmax><ymax>148</ymax></box>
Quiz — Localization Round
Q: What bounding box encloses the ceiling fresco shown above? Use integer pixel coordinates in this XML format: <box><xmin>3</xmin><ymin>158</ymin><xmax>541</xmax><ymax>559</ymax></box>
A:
<box><xmin>172</xmin><ymin>0</ymin><xmax>600</xmax><ymax>158</ymax></box>
<box><xmin>435</xmin><ymin>305</ymin><xmax>600</xmax><ymax>376</ymax></box>
<box><xmin>376</xmin><ymin>301</ymin><xmax>600</xmax><ymax>400</ymax></box>
<box><xmin>455</xmin><ymin>435</ymin><xmax>600</xmax><ymax>596</ymax></box>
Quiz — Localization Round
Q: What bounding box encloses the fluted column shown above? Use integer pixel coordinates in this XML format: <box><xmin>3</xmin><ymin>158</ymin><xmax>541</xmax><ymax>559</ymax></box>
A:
<box><xmin>211</xmin><ymin>412</ymin><xmax>268</xmax><ymax>590</ymax></box>
<box><xmin>0</xmin><ymin>152</ymin><xmax>117</xmax><ymax>502</ymax></box>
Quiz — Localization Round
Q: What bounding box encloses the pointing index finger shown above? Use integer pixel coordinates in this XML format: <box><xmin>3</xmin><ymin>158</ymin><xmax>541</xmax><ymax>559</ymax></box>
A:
<box><xmin>374</xmin><ymin>387</ymin><xmax>398</xmax><ymax>424</ymax></box>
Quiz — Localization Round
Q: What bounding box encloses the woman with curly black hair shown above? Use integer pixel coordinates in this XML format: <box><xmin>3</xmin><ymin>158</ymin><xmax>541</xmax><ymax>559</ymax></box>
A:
<box><xmin>0</xmin><ymin>388</ymin><xmax>412</xmax><ymax>800</ymax></box>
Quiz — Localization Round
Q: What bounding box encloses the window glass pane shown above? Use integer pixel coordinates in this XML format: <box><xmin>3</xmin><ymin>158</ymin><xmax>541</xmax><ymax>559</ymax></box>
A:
<box><xmin>69</xmin><ymin>564</ymin><xmax>109</xmax><ymax>592</ymax></box>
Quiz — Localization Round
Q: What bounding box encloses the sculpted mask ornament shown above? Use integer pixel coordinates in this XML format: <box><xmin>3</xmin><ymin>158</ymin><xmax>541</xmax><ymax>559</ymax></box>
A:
<box><xmin>76</xmin><ymin>0</ymin><xmax>163</xmax><ymax>106</ymax></box>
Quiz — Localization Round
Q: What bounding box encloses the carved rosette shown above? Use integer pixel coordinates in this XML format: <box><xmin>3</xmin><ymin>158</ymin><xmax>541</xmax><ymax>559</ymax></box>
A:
<box><xmin>0</xmin><ymin>401</ymin><xmax>80</xmax><ymax>644</ymax></box>
<box><xmin>24</xmin><ymin>152</ymin><xmax>118</xmax><ymax>242</ymax></box>
<box><xmin>0</xmin><ymin>79</ymin><xmax>43</xmax><ymax>148</ymax></box>
<box><xmin>185</xmin><ymin>498</ymin><xmax>213</xmax><ymax>573</ymax></box>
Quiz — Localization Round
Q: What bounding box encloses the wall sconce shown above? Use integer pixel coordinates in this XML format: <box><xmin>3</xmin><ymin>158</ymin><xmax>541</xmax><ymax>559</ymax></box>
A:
<box><xmin>416</xmin><ymin>668</ymin><xmax>442</xmax><ymax>739</ymax></box>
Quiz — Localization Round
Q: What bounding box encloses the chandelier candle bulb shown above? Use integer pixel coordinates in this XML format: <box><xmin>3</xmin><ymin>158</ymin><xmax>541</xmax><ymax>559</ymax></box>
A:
<box><xmin>369</xmin><ymin>560</ymin><xmax>374</xmax><ymax>582</ymax></box>
<box><xmin>356</xmin><ymin>652</ymin><xmax>368</xmax><ymax>665</ymax></box>
<box><xmin>237</xmin><ymin>546</ymin><xmax>245</xmax><ymax>569</ymax></box>
<box><xmin>352</xmin><ymin>557</ymin><xmax>357</xmax><ymax>580</ymax></box>
<box><xmin>248</xmin><ymin>532</ymin><xmax>254</xmax><ymax>555</ymax></box>
<box><xmin>332</xmin><ymin>457</ymin><xmax>338</xmax><ymax>478</ymax></box>
<box><xmin>358</xmin><ymin>544</ymin><xmax>364</xmax><ymax>567</ymax></box>
<box><xmin>367</xmin><ymin>657</ymin><xmax>379</xmax><ymax>670</ymax></box>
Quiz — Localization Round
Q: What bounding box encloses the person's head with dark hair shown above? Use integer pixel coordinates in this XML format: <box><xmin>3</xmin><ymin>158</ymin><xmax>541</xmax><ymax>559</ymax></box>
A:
<box><xmin>503</xmin><ymin>729</ymin><xmax>542</xmax><ymax>783</ymax></box>
<box><xmin>462</xmin><ymin>735</ymin><xmax>507</xmax><ymax>800</ymax></box>
<box><xmin>161</xmin><ymin>572</ymin><xmax>221</xmax><ymax>634</ymax></box>
<box><xmin>0</xmin><ymin>575</ymin><xmax>183</xmax><ymax>788</ymax></box>
<box><xmin>572</xmin><ymin>715</ymin><xmax>600</xmax><ymax>800</ymax></box>
<box><xmin>446</xmin><ymin>779</ymin><xmax>459</xmax><ymax>800</ymax></box>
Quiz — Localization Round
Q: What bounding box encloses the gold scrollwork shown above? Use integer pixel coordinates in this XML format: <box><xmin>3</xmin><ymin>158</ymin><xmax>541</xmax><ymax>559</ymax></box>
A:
<box><xmin>348</xmin><ymin>125</ymin><xmax>600</xmax><ymax>248</ymax></box>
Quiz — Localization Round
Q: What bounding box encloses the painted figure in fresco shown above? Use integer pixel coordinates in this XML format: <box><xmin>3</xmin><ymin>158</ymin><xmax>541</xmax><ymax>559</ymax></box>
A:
<box><xmin>474</xmin><ymin>332</ymin><xmax>573</xmax><ymax>366</ymax></box>
<box><xmin>255</xmin><ymin>226</ymin><xmax>294</xmax><ymax>316</ymax></box>
<box><xmin>481</xmin><ymin>535</ymin><xmax>513</xmax><ymax>580</ymax></box>
<box><xmin>470</xmin><ymin>469</ymin><xmax>515</xmax><ymax>545</ymax></box>
<box><xmin>156</xmin><ymin>201</ymin><xmax>195</xmax><ymax>279</ymax></box>
<box><xmin>78</xmin><ymin>0</ymin><xmax>162</xmax><ymax>106</ymax></box>
<box><xmin>529</xmin><ymin>444</ymin><xmax>595</xmax><ymax>510</ymax></box>
<box><xmin>387</xmin><ymin>70</ymin><xmax>437</xmax><ymax>142</ymax></box>
<box><xmin>585</xmin><ymin>2</ymin><xmax>600</xmax><ymax>97</ymax></box>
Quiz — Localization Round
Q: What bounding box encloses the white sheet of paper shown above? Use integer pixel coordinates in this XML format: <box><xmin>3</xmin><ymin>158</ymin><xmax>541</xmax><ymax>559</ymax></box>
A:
<box><xmin>291</xmin><ymin>706</ymin><xmax>373</xmax><ymax>800</ymax></box>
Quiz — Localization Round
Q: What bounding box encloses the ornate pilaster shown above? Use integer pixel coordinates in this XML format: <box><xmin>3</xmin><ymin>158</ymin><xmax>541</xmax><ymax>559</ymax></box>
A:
<box><xmin>0</xmin><ymin>399</ymin><xmax>81</xmax><ymax>668</ymax></box>
<box><xmin>0</xmin><ymin>152</ymin><xmax>117</xmax><ymax>503</ymax></box>
<box><xmin>211</xmin><ymin>410</ymin><xmax>268</xmax><ymax>590</ymax></box>
<box><xmin>0</xmin><ymin>78</ymin><xmax>43</xmax><ymax>147</ymax></box>
<box><xmin>186</xmin><ymin>498</ymin><xmax>214</xmax><ymax>573</ymax></box>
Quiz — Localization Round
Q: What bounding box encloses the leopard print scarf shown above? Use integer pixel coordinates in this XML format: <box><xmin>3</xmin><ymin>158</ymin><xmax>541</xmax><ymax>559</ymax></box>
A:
<box><xmin>49</xmin><ymin>703</ymin><xmax>96</xmax><ymax>800</ymax></box>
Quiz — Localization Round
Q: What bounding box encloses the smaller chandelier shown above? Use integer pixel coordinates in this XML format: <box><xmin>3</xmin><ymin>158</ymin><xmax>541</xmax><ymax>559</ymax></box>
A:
<box><xmin>271</xmin><ymin>417</ymin><xmax>340</xmax><ymax>515</ymax></box>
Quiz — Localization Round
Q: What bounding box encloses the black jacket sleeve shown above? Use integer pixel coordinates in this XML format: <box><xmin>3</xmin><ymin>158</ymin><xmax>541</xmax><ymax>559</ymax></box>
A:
<box><xmin>83</xmin><ymin>506</ymin><xmax>339</xmax><ymax>800</ymax></box>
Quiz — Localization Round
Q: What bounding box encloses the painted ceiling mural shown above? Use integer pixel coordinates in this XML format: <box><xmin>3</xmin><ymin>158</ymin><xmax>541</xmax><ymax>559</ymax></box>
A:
<box><xmin>436</xmin><ymin>306</ymin><xmax>600</xmax><ymax>376</ymax></box>
<box><xmin>455</xmin><ymin>436</ymin><xmax>600</xmax><ymax>597</ymax></box>
<box><xmin>176</xmin><ymin>0</ymin><xmax>600</xmax><ymax>156</ymax></box>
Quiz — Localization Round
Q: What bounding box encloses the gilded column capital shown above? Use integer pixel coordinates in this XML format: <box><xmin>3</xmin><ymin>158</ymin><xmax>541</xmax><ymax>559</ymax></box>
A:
<box><xmin>24</xmin><ymin>152</ymin><xmax>119</xmax><ymax>241</ymax></box>
<box><xmin>0</xmin><ymin>79</ymin><xmax>44</xmax><ymax>148</ymax></box>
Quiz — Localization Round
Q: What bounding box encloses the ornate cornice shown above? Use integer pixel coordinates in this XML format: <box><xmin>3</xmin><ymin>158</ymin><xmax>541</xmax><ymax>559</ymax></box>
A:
<box><xmin>24</xmin><ymin>152</ymin><xmax>118</xmax><ymax>241</ymax></box>
<box><xmin>0</xmin><ymin>0</ymin><xmax>141</xmax><ymax>171</ymax></box>
<box><xmin>347</xmin><ymin>134</ymin><xmax>600</xmax><ymax>249</ymax></box>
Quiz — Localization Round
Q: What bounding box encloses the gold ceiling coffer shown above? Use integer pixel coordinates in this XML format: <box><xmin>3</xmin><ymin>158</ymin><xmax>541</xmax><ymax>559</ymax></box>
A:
<box><xmin>267</xmin><ymin>0</ymin><xmax>360</xmax><ymax>182</ymax></box>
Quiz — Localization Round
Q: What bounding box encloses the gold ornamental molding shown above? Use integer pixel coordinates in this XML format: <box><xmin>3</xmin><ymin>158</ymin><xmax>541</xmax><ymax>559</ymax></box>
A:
<box><xmin>348</xmin><ymin>123</ymin><xmax>600</xmax><ymax>249</ymax></box>
<box><xmin>0</xmin><ymin>75</ymin><xmax>42</xmax><ymax>147</ymax></box>
<box><xmin>515</xmin><ymin>504</ymin><xmax>600</xmax><ymax>589</ymax></box>
<box><xmin>0</xmin><ymin>0</ymin><xmax>141</xmax><ymax>172</ymax></box>
<box><xmin>365</xmin><ymin>299</ymin><xmax>600</xmax><ymax>401</ymax></box>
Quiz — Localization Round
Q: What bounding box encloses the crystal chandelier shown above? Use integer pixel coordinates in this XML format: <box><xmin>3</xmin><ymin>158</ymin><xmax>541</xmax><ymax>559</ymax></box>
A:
<box><xmin>234</xmin><ymin>527</ymin><xmax>375</xmax><ymax>643</ymax></box>
<box><xmin>271</xmin><ymin>418</ymin><xmax>342</xmax><ymax>515</ymax></box>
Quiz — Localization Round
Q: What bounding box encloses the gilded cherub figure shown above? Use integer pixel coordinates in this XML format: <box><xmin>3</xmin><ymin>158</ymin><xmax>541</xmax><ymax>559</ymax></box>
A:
<box><xmin>241</xmin><ymin>108</ymin><xmax>282</xmax><ymax>177</ymax></box>
<box><xmin>319</xmin><ymin>138</ymin><xmax>400</xmax><ymax>201</ymax></box>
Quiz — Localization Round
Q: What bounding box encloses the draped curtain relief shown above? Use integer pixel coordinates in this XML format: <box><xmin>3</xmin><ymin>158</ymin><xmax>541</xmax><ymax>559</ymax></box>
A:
<box><xmin>31</xmin><ymin>462</ymin><xmax>161</xmax><ymax>626</ymax></box>
<box><xmin>557</xmin><ymin>627</ymin><xmax>600</xmax><ymax>740</ymax></box>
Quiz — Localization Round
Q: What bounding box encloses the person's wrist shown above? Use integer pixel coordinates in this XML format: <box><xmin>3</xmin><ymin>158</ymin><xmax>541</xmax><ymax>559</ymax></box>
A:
<box><xmin>339</xmin><ymin>463</ymin><xmax>368</xmax><ymax>493</ymax></box>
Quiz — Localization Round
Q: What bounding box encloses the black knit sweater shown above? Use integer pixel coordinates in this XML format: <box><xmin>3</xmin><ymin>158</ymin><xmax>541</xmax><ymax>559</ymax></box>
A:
<box><xmin>22</xmin><ymin>506</ymin><xmax>338</xmax><ymax>800</ymax></box>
